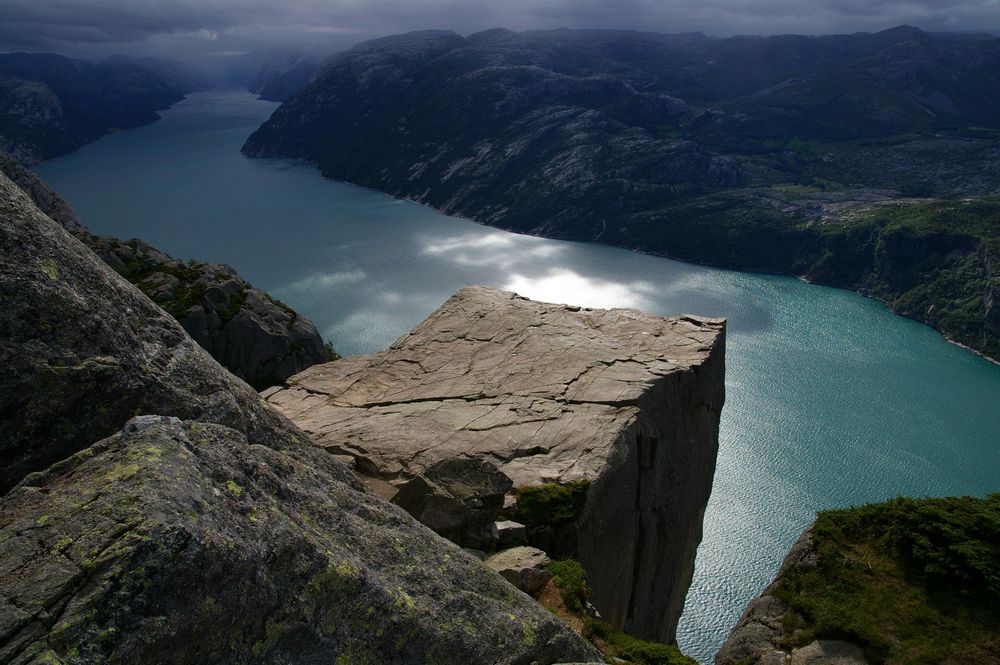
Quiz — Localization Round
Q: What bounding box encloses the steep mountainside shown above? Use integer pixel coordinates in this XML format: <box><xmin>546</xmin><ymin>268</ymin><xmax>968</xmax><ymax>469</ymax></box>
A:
<box><xmin>0</xmin><ymin>52</ymin><xmax>193</xmax><ymax>164</ymax></box>
<box><xmin>223</xmin><ymin>48</ymin><xmax>327</xmax><ymax>101</ymax></box>
<box><xmin>0</xmin><ymin>170</ymin><xmax>601</xmax><ymax>664</ymax></box>
<box><xmin>101</xmin><ymin>55</ymin><xmax>211</xmax><ymax>95</ymax></box>
<box><xmin>0</xmin><ymin>153</ymin><xmax>335</xmax><ymax>389</ymax></box>
<box><xmin>244</xmin><ymin>27</ymin><xmax>1000</xmax><ymax>361</ymax></box>
<box><xmin>716</xmin><ymin>494</ymin><xmax>1000</xmax><ymax>665</ymax></box>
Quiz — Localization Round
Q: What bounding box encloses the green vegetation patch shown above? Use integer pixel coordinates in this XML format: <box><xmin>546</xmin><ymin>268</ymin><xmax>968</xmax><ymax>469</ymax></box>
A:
<box><xmin>514</xmin><ymin>480</ymin><xmax>590</xmax><ymax>528</ymax></box>
<box><xmin>773</xmin><ymin>494</ymin><xmax>1000</xmax><ymax>664</ymax></box>
<box><xmin>547</xmin><ymin>559</ymin><xmax>589</xmax><ymax>613</ymax></box>
<box><xmin>584</xmin><ymin>618</ymin><xmax>696</xmax><ymax>665</ymax></box>
<box><xmin>542</xmin><ymin>558</ymin><xmax>695</xmax><ymax>665</ymax></box>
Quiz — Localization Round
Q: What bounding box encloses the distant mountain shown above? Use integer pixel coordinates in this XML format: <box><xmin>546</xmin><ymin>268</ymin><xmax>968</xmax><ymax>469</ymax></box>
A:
<box><xmin>102</xmin><ymin>55</ymin><xmax>211</xmax><ymax>95</ymax></box>
<box><xmin>0</xmin><ymin>52</ymin><xmax>191</xmax><ymax>164</ymax></box>
<box><xmin>243</xmin><ymin>26</ymin><xmax>1000</xmax><ymax>360</ymax></box>
<box><xmin>222</xmin><ymin>48</ymin><xmax>328</xmax><ymax>101</ymax></box>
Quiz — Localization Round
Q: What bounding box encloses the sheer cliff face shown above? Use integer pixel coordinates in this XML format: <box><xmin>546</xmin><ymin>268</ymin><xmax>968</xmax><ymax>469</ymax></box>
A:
<box><xmin>264</xmin><ymin>285</ymin><xmax>726</xmax><ymax>642</ymax></box>
<box><xmin>0</xmin><ymin>173</ymin><xmax>600</xmax><ymax>665</ymax></box>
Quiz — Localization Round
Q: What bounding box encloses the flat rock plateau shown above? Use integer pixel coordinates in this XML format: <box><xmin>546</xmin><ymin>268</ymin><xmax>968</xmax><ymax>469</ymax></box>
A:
<box><xmin>265</xmin><ymin>285</ymin><xmax>726</xmax><ymax>642</ymax></box>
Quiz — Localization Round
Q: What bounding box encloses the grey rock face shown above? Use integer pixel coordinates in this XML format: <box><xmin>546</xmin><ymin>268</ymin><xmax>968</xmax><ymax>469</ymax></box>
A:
<box><xmin>714</xmin><ymin>532</ymin><xmax>869</xmax><ymax>665</ymax></box>
<box><xmin>497</xmin><ymin>520</ymin><xmax>529</xmax><ymax>548</ymax></box>
<box><xmin>392</xmin><ymin>458</ymin><xmax>513</xmax><ymax>550</ymax></box>
<box><xmin>486</xmin><ymin>547</ymin><xmax>554</xmax><ymax>594</ymax></box>
<box><xmin>0</xmin><ymin>417</ymin><xmax>600</xmax><ymax>665</ymax></box>
<box><xmin>0</xmin><ymin>172</ymin><xmax>600</xmax><ymax>665</ymax></box>
<box><xmin>89</xmin><ymin>236</ymin><xmax>336</xmax><ymax>389</ymax></box>
<box><xmin>265</xmin><ymin>285</ymin><xmax>726</xmax><ymax>642</ymax></box>
<box><xmin>788</xmin><ymin>641</ymin><xmax>869</xmax><ymax>665</ymax></box>
<box><xmin>0</xmin><ymin>171</ymin><xmax>307</xmax><ymax>493</ymax></box>
<box><xmin>0</xmin><ymin>151</ymin><xmax>84</xmax><ymax>231</ymax></box>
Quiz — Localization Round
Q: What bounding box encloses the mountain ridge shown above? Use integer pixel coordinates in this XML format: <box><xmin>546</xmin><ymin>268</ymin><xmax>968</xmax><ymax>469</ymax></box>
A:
<box><xmin>243</xmin><ymin>25</ymin><xmax>1000</xmax><ymax>361</ymax></box>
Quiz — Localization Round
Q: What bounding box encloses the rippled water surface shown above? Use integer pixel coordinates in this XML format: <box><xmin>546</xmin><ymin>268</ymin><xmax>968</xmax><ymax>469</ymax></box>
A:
<box><xmin>38</xmin><ymin>90</ymin><xmax>1000</xmax><ymax>663</ymax></box>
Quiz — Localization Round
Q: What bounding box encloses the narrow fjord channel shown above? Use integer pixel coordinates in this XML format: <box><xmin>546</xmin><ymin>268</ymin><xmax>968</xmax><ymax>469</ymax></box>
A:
<box><xmin>37</xmin><ymin>89</ymin><xmax>1000</xmax><ymax>664</ymax></box>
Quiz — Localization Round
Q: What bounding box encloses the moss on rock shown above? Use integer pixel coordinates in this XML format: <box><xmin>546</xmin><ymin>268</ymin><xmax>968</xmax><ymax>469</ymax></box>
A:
<box><xmin>515</xmin><ymin>481</ymin><xmax>590</xmax><ymax>528</ymax></box>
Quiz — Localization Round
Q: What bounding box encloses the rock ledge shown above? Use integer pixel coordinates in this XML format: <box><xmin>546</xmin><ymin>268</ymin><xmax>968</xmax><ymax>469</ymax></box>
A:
<box><xmin>265</xmin><ymin>285</ymin><xmax>726</xmax><ymax>642</ymax></box>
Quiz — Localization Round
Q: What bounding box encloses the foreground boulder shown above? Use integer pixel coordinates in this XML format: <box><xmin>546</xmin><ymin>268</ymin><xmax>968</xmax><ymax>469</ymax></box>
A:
<box><xmin>486</xmin><ymin>547</ymin><xmax>553</xmax><ymax>594</ymax></box>
<box><xmin>0</xmin><ymin>155</ymin><xmax>334</xmax><ymax>390</ymax></box>
<box><xmin>0</xmin><ymin>417</ymin><xmax>597</xmax><ymax>665</ymax></box>
<box><xmin>265</xmin><ymin>285</ymin><xmax>726</xmax><ymax>642</ymax></box>
<box><xmin>0</xmin><ymin>171</ymin><xmax>601</xmax><ymax>664</ymax></box>
<box><xmin>0</xmin><ymin>171</ymin><xmax>302</xmax><ymax>492</ymax></box>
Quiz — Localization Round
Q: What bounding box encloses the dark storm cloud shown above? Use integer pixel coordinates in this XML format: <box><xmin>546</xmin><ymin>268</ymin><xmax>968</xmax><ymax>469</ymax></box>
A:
<box><xmin>0</xmin><ymin>0</ymin><xmax>997</xmax><ymax>57</ymax></box>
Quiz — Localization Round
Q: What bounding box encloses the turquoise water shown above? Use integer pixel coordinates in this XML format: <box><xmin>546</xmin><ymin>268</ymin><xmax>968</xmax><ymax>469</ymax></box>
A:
<box><xmin>37</xmin><ymin>90</ymin><xmax>1000</xmax><ymax>664</ymax></box>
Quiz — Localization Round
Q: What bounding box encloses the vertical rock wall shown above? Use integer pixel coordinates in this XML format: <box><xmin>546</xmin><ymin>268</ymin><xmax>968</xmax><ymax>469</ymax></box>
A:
<box><xmin>579</xmin><ymin>342</ymin><xmax>724</xmax><ymax>642</ymax></box>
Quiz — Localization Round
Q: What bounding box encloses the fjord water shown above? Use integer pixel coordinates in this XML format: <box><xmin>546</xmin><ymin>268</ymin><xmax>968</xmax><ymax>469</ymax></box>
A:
<box><xmin>38</xmin><ymin>90</ymin><xmax>1000</xmax><ymax>663</ymax></box>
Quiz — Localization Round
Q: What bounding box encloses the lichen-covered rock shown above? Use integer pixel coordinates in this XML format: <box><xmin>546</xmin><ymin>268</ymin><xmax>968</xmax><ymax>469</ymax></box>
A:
<box><xmin>391</xmin><ymin>458</ymin><xmax>513</xmax><ymax>550</ymax></box>
<box><xmin>265</xmin><ymin>285</ymin><xmax>726</xmax><ymax>642</ymax></box>
<box><xmin>0</xmin><ymin>170</ymin><xmax>600</xmax><ymax>664</ymax></box>
<box><xmin>485</xmin><ymin>547</ymin><xmax>554</xmax><ymax>595</ymax></box>
<box><xmin>0</xmin><ymin>151</ymin><xmax>84</xmax><ymax>231</ymax></box>
<box><xmin>0</xmin><ymin>171</ymin><xmax>311</xmax><ymax>493</ymax></box>
<box><xmin>89</xmin><ymin>235</ymin><xmax>335</xmax><ymax>389</ymax></box>
<box><xmin>0</xmin><ymin>417</ymin><xmax>600</xmax><ymax>665</ymax></box>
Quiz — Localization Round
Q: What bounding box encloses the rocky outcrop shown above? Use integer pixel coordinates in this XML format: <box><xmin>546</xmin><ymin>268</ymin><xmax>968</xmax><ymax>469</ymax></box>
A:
<box><xmin>486</xmin><ymin>547</ymin><xmax>554</xmax><ymax>594</ymax></box>
<box><xmin>0</xmin><ymin>171</ymin><xmax>600</xmax><ymax>664</ymax></box>
<box><xmin>0</xmin><ymin>151</ymin><xmax>84</xmax><ymax>231</ymax></box>
<box><xmin>392</xmin><ymin>458</ymin><xmax>513</xmax><ymax>550</ymax></box>
<box><xmin>716</xmin><ymin>494</ymin><xmax>1000</xmax><ymax>664</ymax></box>
<box><xmin>263</xmin><ymin>285</ymin><xmax>726</xmax><ymax>642</ymax></box>
<box><xmin>0</xmin><ymin>171</ymin><xmax>301</xmax><ymax>493</ymax></box>
<box><xmin>712</xmin><ymin>532</ymin><xmax>867</xmax><ymax>665</ymax></box>
<box><xmin>90</xmin><ymin>236</ymin><xmax>335</xmax><ymax>389</ymax></box>
<box><xmin>0</xmin><ymin>157</ymin><xmax>335</xmax><ymax>388</ymax></box>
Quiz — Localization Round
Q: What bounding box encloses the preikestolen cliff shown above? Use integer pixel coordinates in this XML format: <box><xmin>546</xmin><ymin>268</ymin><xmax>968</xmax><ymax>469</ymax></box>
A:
<box><xmin>2</xmin><ymin>8</ymin><xmax>1000</xmax><ymax>665</ymax></box>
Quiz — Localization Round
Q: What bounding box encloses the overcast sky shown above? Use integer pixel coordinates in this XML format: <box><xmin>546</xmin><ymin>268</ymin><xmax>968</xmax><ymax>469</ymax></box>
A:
<box><xmin>1</xmin><ymin>0</ymin><xmax>998</xmax><ymax>60</ymax></box>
